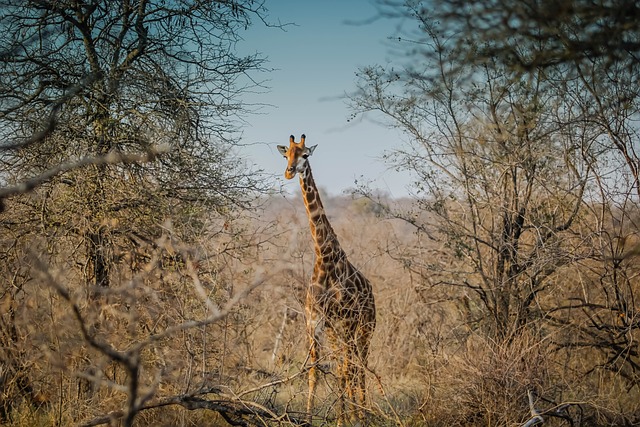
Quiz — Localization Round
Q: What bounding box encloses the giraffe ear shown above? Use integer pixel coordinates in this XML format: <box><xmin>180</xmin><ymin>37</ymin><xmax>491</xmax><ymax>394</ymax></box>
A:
<box><xmin>277</xmin><ymin>145</ymin><xmax>288</xmax><ymax>157</ymax></box>
<box><xmin>306</xmin><ymin>144</ymin><xmax>317</xmax><ymax>156</ymax></box>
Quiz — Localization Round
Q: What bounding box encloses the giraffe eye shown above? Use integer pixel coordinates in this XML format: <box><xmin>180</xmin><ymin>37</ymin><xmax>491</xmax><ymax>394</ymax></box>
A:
<box><xmin>302</xmin><ymin>154</ymin><xmax>309</xmax><ymax>159</ymax></box>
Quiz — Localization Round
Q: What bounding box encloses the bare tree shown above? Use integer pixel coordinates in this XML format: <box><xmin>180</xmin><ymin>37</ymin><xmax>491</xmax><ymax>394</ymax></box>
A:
<box><xmin>377</xmin><ymin>0</ymin><xmax>640</xmax><ymax>70</ymax></box>
<box><xmin>0</xmin><ymin>0</ymin><xmax>277</xmax><ymax>421</ymax></box>
<box><xmin>0</xmin><ymin>0</ymin><xmax>271</xmax><ymax>288</ymax></box>
<box><xmin>377</xmin><ymin>0</ymin><xmax>640</xmax><ymax>193</ymax></box>
<box><xmin>411</xmin><ymin>0</ymin><xmax>640</xmax><ymax>396</ymax></box>
<box><xmin>352</xmin><ymin>36</ymin><xmax>592</xmax><ymax>340</ymax></box>
<box><xmin>352</xmin><ymin>1</ymin><xmax>640</xmax><ymax>422</ymax></box>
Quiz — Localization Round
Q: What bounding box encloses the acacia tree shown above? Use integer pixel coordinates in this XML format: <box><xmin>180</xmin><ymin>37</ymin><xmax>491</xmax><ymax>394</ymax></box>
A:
<box><xmin>351</xmin><ymin>10</ymin><xmax>595</xmax><ymax>338</ymax></box>
<box><xmin>351</xmin><ymin>0</ymin><xmax>640</xmax><ymax>421</ymax></box>
<box><xmin>394</xmin><ymin>0</ymin><xmax>640</xmax><ymax>193</ymax></box>
<box><xmin>352</xmin><ymin>58</ymin><xmax>598</xmax><ymax>422</ymax></box>
<box><xmin>0</xmin><ymin>0</ymin><xmax>274</xmax><ymax>420</ymax></box>
<box><xmin>0</xmin><ymin>0</ymin><xmax>270</xmax><ymax>288</ymax></box>
<box><xmin>536</xmin><ymin>49</ymin><xmax>640</xmax><ymax>393</ymax></box>
<box><xmin>416</xmin><ymin>0</ymin><xmax>640</xmax><ymax>399</ymax></box>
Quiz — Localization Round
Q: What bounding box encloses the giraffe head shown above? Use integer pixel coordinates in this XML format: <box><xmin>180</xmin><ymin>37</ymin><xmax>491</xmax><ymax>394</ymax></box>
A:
<box><xmin>277</xmin><ymin>134</ymin><xmax>317</xmax><ymax>180</ymax></box>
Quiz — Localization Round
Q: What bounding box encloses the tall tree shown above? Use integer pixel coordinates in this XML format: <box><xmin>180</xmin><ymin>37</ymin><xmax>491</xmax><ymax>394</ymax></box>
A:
<box><xmin>400</xmin><ymin>0</ymin><xmax>640</xmax><ymax>392</ymax></box>
<box><xmin>0</xmin><ymin>1</ymin><xmax>273</xmax><ymax>418</ymax></box>
<box><xmin>0</xmin><ymin>0</ymin><xmax>270</xmax><ymax>288</ymax></box>
<box><xmin>352</xmin><ymin>0</ymin><xmax>640</xmax><ymax>419</ymax></box>
<box><xmin>352</xmin><ymin>44</ymin><xmax>593</xmax><ymax>341</ymax></box>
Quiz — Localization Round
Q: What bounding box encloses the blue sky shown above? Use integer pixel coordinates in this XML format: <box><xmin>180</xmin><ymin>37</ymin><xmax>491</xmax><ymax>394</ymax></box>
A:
<box><xmin>238</xmin><ymin>0</ymin><xmax>413</xmax><ymax>197</ymax></box>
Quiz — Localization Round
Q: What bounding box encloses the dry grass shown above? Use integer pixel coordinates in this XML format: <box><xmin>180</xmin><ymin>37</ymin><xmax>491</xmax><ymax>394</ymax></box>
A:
<box><xmin>1</xmin><ymin>193</ymin><xmax>639</xmax><ymax>426</ymax></box>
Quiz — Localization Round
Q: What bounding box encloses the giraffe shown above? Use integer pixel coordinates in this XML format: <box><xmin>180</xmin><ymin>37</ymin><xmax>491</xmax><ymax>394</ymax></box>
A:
<box><xmin>277</xmin><ymin>134</ymin><xmax>376</xmax><ymax>426</ymax></box>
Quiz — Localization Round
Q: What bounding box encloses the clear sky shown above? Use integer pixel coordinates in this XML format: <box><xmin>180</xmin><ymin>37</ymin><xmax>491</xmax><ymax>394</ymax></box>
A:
<box><xmin>237</xmin><ymin>0</ymin><xmax>413</xmax><ymax>197</ymax></box>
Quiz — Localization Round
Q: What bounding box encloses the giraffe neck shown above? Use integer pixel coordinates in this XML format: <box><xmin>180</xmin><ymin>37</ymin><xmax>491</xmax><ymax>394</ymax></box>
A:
<box><xmin>299</xmin><ymin>162</ymin><xmax>341</xmax><ymax>258</ymax></box>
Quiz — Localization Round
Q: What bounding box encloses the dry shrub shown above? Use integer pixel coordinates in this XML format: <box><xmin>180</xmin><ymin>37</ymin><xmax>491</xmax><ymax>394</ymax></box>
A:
<box><xmin>424</xmin><ymin>331</ymin><xmax>551</xmax><ymax>426</ymax></box>
<box><xmin>0</xmin><ymin>211</ymin><xmax>294</xmax><ymax>426</ymax></box>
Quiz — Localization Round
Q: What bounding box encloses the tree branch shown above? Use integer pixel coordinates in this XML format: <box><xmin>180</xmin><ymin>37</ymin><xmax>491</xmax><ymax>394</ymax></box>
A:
<box><xmin>0</xmin><ymin>145</ymin><xmax>170</xmax><ymax>209</ymax></box>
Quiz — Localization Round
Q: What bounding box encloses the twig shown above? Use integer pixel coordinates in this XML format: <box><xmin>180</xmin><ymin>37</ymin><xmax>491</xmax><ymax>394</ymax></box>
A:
<box><xmin>31</xmin><ymin>251</ymin><xmax>270</xmax><ymax>427</ymax></box>
<box><xmin>521</xmin><ymin>389</ymin><xmax>544</xmax><ymax>427</ymax></box>
<box><xmin>367</xmin><ymin>365</ymin><xmax>405</xmax><ymax>427</ymax></box>
<box><xmin>129</xmin><ymin>267</ymin><xmax>267</xmax><ymax>353</ymax></box>
<box><xmin>0</xmin><ymin>72</ymin><xmax>101</xmax><ymax>151</ymax></box>
<box><xmin>521</xmin><ymin>390</ymin><xmax>580</xmax><ymax>426</ymax></box>
<box><xmin>236</xmin><ymin>369</ymin><xmax>307</xmax><ymax>398</ymax></box>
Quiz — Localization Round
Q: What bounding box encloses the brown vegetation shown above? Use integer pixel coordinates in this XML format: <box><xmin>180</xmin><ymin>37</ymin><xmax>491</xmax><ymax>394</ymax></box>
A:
<box><xmin>2</xmin><ymin>0</ymin><xmax>640</xmax><ymax>426</ymax></box>
<box><xmin>3</xmin><ymin>190</ymin><xmax>639</xmax><ymax>426</ymax></box>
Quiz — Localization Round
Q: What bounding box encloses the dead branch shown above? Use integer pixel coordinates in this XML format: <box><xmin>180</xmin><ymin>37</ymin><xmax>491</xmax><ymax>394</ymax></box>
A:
<box><xmin>30</xmin><ymin>252</ymin><xmax>273</xmax><ymax>427</ymax></box>
<box><xmin>236</xmin><ymin>369</ymin><xmax>307</xmax><ymax>399</ymax></box>
<box><xmin>26</xmin><ymin>230</ymin><xmax>297</xmax><ymax>425</ymax></box>
<box><xmin>521</xmin><ymin>390</ymin><xmax>578</xmax><ymax>427</ymax></box>
<box><xmin>78</xmin><ymin>388</ymin><xmax>310</xmax><ymax>427</ymax></box>
<box><xmin>0</xmin><ymin>72</ymin><xmax>101</xmax><ymax>151</ymax></box>
<box><xmin>0</xmin><ymin>145</ymin><xmax>170</xmax><ymax>204</ymax></box>
<box><xmin>521</xmin><ymin>390</ymin><xmax>544</xmax><ymax>427</ymax></box>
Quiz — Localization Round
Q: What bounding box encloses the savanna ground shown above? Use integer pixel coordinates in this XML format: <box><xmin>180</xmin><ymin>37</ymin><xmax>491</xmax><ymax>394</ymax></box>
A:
<box><xmin>2</xmin><ymin>189</ymin><xmax>639</xmax><ymax>426</ymax></box>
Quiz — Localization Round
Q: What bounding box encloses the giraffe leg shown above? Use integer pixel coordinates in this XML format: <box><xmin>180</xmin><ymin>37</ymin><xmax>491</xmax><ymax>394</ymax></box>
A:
<box><xmin>346</xmin><ymin>351</ymin><xmax>364</xmax><ymax>425</ymax></box>
<box><xmin>306</xmin><ymin>319</ymin><xmax>319</xmax><ymax>424</ymax></box>
<box><xmin>344</xmin><ymin>357</ymin><xmax>355</xmax><ymax>426</ymax></box>
<box><xmin>326</xmin><ymin>328</ymin><xmax>350</xmax><ymax>427</ymax></box>
<box><xmin>336</xmin><ymin>353</ymin><xmax>349</xmax><ymax>427</ymax></box>
<box><xmin>305</xmin><ymin>288</ymin><xmax>324</xmax><ymax>425</ymax></box>
<box><xmin>354</xmin><ymin>327</ymin><xmax>372</xmax><ymax>425</ymax></box>
<box><xmin>354</xmin><ymin>362</ymin><xmax>366</xmax><ymax>424</ymax></box>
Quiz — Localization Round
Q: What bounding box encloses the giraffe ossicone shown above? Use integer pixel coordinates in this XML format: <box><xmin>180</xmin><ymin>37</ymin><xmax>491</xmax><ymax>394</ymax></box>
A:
<box><xmin>278</xmin><ymin>134</ymin><xmax>376</xmax><ymax>426</ymax></box>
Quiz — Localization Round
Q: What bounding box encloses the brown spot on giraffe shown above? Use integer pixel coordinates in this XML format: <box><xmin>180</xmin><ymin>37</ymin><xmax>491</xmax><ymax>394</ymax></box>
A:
<box><xmin>277</xmin><ymin>134</ymin><xmax>376</xmax><ymax>426</ymax></box>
